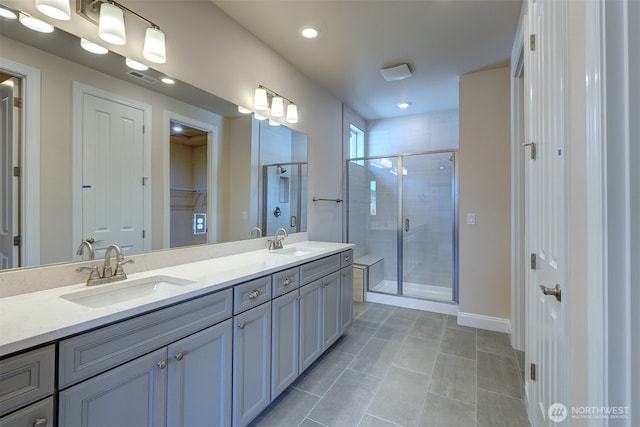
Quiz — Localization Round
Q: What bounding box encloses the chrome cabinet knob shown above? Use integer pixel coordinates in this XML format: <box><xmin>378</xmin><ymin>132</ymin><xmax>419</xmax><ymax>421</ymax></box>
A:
<box><xmin>283</xmin><ymin>278</ymin><xmax>291</xmax><ymax>286</ymax></box>
<box><xmin>249</xmin><ymin>290</ymin><xmax>261</xmax><ymax>299</ymax></box>
<box><xmin>175</xmin><ymin>352</ymin><xmax>184</xmax><ymax>361</ymax></box>
<box><xmin>539</xmin><ymin>284</ymin><xmax>562</xmax><ymax>302</ymax></box>
<box><xmin>33</xmin><ymin>418</ymin><xmax>48</xmax><ymax>427</ymax></box>
<box><xmin>238</xmin><ymin>322</ymin><xmax>246</xmax><ymax>329</ymax></box>
<box><xmin>157</xmin><ymin>360</ymin><xmax>167</xmax><ymax>369</ymax></box>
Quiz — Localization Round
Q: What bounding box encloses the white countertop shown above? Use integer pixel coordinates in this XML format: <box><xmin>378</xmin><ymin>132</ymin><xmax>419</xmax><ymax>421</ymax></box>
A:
<box><xmin>0</xmin><ymin>241</ymin><xmax>353</xmax><ymax>357</ymax></box>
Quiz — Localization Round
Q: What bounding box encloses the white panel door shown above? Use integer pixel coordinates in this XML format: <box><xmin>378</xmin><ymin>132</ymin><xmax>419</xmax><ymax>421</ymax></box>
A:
<box><xmin>527</xmin><ymin>0</ymin><xmax>568</xmax><ymax>425</ymax></box>
<box><xmin>0</xmin><ymin>77</ymin><xmax>19</xmax><ymax>270</ymax></box>
<box><xmin>81</xmin><ymin>92</ymin><xmax>145</xmax><ymax>257</ymax></box>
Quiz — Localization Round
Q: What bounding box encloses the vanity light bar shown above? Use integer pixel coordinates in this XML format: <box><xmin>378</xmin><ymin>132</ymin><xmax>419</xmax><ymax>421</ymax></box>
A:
<box><xmin>253</xmin><ymin>85</ymin><xmax>299</xmax><ymax>124</ymax></box>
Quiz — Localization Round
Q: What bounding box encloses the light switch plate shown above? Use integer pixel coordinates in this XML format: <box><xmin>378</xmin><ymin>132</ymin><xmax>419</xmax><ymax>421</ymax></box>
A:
<box><xmin>467</xmin><ymin>213</ymin><xmax>476</xmax><ymax>225</ymax></box>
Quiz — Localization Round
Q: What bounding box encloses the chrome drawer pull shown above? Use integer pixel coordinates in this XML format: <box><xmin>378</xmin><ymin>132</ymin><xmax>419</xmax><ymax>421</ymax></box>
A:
<box><xmin>249</xmin><ymin>290</ymin><xmax>261</xmax><ymax>299</ymax></box>
<box><xmin>283</xmin><ymin>278</ymin><xmax>292</xmax><ymax>286</ymax></box>
<box><xmin>33</xmin><ymin>418</ymin><xmax>48</xmax><ymax>427</ymax></box>
<box><xmin>238</xmin><ymin>322</ymin><xmax>246</xmax><ymax>329</ymax></box>
<box><xmin>344</xmin><ymin>256</ymin><xmax>351</xmax><ymax>262</ymax></box>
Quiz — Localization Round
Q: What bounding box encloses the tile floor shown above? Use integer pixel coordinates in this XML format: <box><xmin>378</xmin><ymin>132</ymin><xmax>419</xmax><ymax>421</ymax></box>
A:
<box><xmin>249</xmin><ymin>302</ymin><xmax>531</xmax><ymax>427</ymax></box>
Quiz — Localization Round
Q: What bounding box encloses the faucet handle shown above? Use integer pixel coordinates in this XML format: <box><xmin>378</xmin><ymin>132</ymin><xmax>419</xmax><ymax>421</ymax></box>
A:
<box><xmin>114</xmin><ymin>259</ymin><xmax>135</xmax><ymax>278</ymax></box>
<box><xmin>77</xmin><ymin>266</ymin><xmax>102</xmax><ymax>286</ymax></box>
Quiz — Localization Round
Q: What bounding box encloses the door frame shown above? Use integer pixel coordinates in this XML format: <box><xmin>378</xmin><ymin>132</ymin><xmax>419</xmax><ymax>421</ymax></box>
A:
<box><xmin>0</xmin><ymin>57</ymin><xmax>41</xmax><ymax>267</ymax></box>
<box><xmin>72</xmin><ymin>82</ymin><xmax>152</xmax><ymax>259</ymax></box>
<box><xmin>163</xmin><ymin>111</ymin><xmax>219</xmax><ymax>247</ymax></box>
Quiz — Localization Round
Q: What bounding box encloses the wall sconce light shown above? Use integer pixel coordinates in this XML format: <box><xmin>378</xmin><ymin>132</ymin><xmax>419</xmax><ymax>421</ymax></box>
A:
<box><xmin>78</xmin><ymin>0</ymin><xmax>167</xmax><ymax>63</ymax></box>
<box><xmin>253</xmin><ymin>85</ymin><xmax>299</xmax><ymax>124</ymax></box>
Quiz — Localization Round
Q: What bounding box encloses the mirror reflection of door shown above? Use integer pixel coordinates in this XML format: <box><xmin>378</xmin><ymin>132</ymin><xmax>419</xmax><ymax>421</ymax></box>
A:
<box><xmin>169</xmin><ymin>121</ymin><xmax>209</xmax><ymax>248</ymax></box>
<box><xmin>0</xmin><ymin>74</ymin><xmax>21</xmax><ymax>270</ymax></box>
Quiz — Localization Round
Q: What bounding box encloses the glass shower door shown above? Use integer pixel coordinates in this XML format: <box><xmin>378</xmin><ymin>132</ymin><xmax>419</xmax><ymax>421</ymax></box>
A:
<box><xmin>401</xmin><ymin>153</ymin><xmax>455</xmax><ymax>301</ymax></box>
<box><xmin>347</xmin><ymin>157</ymin><xmax>399</xmax><ymax>295</ymax></box>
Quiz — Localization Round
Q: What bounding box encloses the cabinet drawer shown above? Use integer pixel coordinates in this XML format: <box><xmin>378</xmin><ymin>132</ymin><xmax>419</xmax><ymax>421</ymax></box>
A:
<box><xmin>300</xmin><ymin>254</ymin><xmax>340</xmax><ymax>285</ymax></box>
<box><xmin>271</xmin><ymin>267</ymin><xmax>300</xmax><ymax>297</ymax></box>
<box><xmin>59</xmin><ymin>289</ymin><xmax>232</xmax><ymax>389</ymax></box>
<box><xmin>233</xmin><ymin>275</ymin><xmax>271</xmax><ymax>314</ymax></box>
<box><xmin>0</xmin><ymin>345</ymin><xmax>55</xmax><ymax>417</ymax></box>
<box><xmin>340</xmin><ymin>249</ymin><xmax>353</xmax><ymax>268</ymax></box>
<box><xmin>0</xmin><ymin>396</ymin><xmax>53</xmax><ymax>427</ymax></box>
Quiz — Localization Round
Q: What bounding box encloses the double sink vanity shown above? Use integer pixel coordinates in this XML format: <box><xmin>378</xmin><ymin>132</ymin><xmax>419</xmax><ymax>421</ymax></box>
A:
<box><xmin>0</xmin><ymin>240</ymin><xmax>354</xmax><ymax>427</ymax></box>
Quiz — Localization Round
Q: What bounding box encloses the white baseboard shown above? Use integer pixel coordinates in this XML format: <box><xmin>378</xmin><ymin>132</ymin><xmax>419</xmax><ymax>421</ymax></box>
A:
<box><xmin>457</xmin><ymin>311</ymin><xmax>511</xmax><ymax>333</ymax></box>
<box><xmin>365</xmin><ymin>292</ymin><xmax>459</xmax><ymax>315</ymax></box>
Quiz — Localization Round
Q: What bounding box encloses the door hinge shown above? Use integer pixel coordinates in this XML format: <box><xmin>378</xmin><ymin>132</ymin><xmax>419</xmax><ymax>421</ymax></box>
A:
<box><xmin>13</xmin><ymin>166</ymin><xmax>21</xmax><ymax>177</ymax></box>
<box><xmin>13</xmin><ymin>236</ymin><xmax>21</xmax><ymax>246</ymax></box>
<box><xmin>530</xmin><ymin>363</ymin><xmax>536</xmax><ymax>380</ymax></box>
<box><xmin>530</xmin><ymin>253</ymin><xmax>537</xmax><ymax>270</ymax></box>
<box><xmin>523</xmin><ymin>142</ymin><xmax>537</xmax><ymax>160</ymax></box>
<box><xmin>530</xmin><ymin>34</ymin><xmax>536</xmax><ymax>51</ymax></box>
<box><xmin>14</xmin><ymin>97</ymin><xmax>22</xmax><ymax>108</ymax></box>
<box><xmin>142</xmin><ymin>229</ymin><xmax>146</xmax><ymax>238</ymax></box>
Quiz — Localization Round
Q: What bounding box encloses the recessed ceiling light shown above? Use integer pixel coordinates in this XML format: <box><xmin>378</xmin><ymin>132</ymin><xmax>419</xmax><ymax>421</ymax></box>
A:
<box><xmin>81</xmin><ymin>39</ymin><xmax>108</xmax><ymax>55</ymax></box>
<box><xmin>300</xmin><ymin>25</ymin><xmax>320</xmax><ymax>39</ymax></box>
<box><xmin>161</xmin><ymin>76</ymin><xmax>175</xmax><ymax>85</ymax></box>
<box><xmin>125</xmin><ymin>58</ymin><xmax>149</xmax><ymax>71</ymax></box>
<box><xmin>398</xmin><ymin>101</ymin><xmax>412</xmax><ymax>109</ymax></box>
<box><xmin>19</xmin><ymin>12</ymin><xmax>54</xmax><ymax>33</ymax></box>
<box><xmin>172</xmin><ymin>124</ymin><xmax>183</xmax><ymax>133</ymax></box>
<box><xmin>0</xmin><ymin>6</ymin><xmax>18</xmax><ymax>19</ymax></box>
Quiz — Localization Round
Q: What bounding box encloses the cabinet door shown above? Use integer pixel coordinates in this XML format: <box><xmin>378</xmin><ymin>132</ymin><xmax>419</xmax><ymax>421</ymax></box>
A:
<box><xmin>340</xmin><ymin>266</ymin><xmax>354</xmax><ymax>333</ymax></box>
<box><xmin>59</xmin><ymin>348</ymin><xmax>167</xmax><ymax>427</ymax></box>
<box><xmin>233</xmin><ymin>302</ymin><xmax>271</xmax><ymax>427</ymax></box>
<box><xmin>167</xmin><ymin>319</ymin><xmax>233</xmax><ymax>427</ymax></box>
<box><xmin>271</xmin><ymin>291</ymin><xmax>299</xmax><ymax>400</ymax></box>
<box><xmin>299</xmin><ymin>279</ymin><xmax>323</xmax><ymax>372</ymax></box>
<box><xmin>322</xmin><ymin>272</ymin><xmax>341</xmax><ymax>350</ymax></box>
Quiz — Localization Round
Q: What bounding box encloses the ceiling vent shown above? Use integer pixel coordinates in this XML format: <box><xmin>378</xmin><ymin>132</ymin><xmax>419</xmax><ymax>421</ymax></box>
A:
<box><xmin>380</xmin><ymin>63</ymin><xmax>412</xmax><ymax>82</ymax></box>
<box><xmin>126</xmin><ymin>70</ymin><xmax>158</xmax><ymax>84</ymax></box>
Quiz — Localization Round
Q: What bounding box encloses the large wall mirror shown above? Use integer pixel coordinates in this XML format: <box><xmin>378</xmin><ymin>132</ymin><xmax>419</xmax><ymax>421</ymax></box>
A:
<box><xmin>0</xmin><ymin>19</ymin><xmax>308</xmax><ymax>271</ymax></box>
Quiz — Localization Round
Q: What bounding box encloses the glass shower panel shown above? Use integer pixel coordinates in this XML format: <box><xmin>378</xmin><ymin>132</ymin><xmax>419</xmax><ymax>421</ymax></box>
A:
<box><xmin>347</xmin><ymin>157</ymin><xmax>399</xmax><ymax>295</ymax></box>
<box><xmin>401</xmin><ymin>153</ymin><xmax>455</xmax><ymax>301</ymax></box>
<box><xmin>263</xmin><ymin>163</ymin><xmax>307</xmax><ymax>236</ymax></box>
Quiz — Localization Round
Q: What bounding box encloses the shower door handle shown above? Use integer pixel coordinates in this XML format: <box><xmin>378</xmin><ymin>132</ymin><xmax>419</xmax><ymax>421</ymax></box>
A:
<box><xmin>290</xmin><ymin>216</ymin><xmax>297</xmax><ymax>228</ymax></box>
<box><xmin>405</xmin><ymin>218</ymin><xmax>410</xmax><ymax>232</ymax></box>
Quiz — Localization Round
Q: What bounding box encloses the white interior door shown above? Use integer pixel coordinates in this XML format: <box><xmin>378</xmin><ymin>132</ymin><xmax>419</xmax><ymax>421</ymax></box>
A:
<box><xmin>527</xmin><ymin>0</ymin><xmax>568</xmax><ymax>424</ymax></box>
<box><xmin>81</xmin><ymin>92</ymin><xmax>145</xmax><ymax>258</ymax></box>
<box><xmin>0</xmin><ymin>77</ymin><xmax>19</xmax><ymax>269</ymax></box>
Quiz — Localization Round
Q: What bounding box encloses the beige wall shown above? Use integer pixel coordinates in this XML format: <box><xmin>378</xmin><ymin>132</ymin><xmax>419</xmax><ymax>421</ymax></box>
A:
<box><xmin>458</xmin><ymin>66</ymin><xmax>511</xmax><ymax>319</ymax></box>
<box><xmin>3</xmin><ymin>0</ymin><xmax>345</xmax><ymax>243</ymax></box>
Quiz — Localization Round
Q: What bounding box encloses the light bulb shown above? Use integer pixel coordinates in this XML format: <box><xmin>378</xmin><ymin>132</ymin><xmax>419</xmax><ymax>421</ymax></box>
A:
<box><xmin>254</xmin><ymin>88</ymin><xmax>268</xmax><ymax>111</ymax></box>
<box><xmin>19</xmin><ymin>13</ymin><xmax>54</xmax><ymax>33</ymax></box>
<box><xmin>143</xmin><ymin>27</ymin><xmax>166</xmax><ymax>64</ymax></box>
<box><xmin>81</xmin><ymin>39</ymin><xmax>108</xmax><ymax>55</ymax></box>
<box><xmin>271</xmin><ymin>96</ymin><xmax>284</xmax><ymax>117</ymax></box>
<box><xmin>125</xmin><ymin>58</ymin><xmax>148</xmax><ymax>71</ymax></box>
<box><xmin>36</xmin><ymin>0</ymin><xmax>71</xmax><ymax>20</ymax></box>
<box><xmin>286</xmin><ymin>104</ymin><xmax>299</xmax><ymax>124</ymax></box>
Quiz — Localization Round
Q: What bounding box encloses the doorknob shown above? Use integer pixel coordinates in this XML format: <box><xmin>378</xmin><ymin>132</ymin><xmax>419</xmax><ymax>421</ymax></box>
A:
<box><xmin>539</xmin><ymin>284</ymin><xmax>562</xmax><ymax>302</ymax></box>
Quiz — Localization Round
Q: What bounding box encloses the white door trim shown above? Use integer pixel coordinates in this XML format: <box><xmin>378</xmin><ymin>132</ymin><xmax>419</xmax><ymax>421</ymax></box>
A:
<box><xmin>72</xmin><ymin>82</ymin><xmax>152</xmax><ymax>259</ymax></box>
<box><xmin>0</xmin><ymin>57</ymin><xmax>40</xmax><ymax>267</ymax></box>
<box><xmin>510</xmin><ymin>1</ymin><xmax>527</xmax><ymax>352</ymax></box>
<box><xmin>584</xmin><ymin>0</ymin><xmax>607</xmax><ymax>412</ymax></box>
<box><xmin>162</xmin><ymin>111</ymin><xmax>219</xmax><ymax>248</ymax></box>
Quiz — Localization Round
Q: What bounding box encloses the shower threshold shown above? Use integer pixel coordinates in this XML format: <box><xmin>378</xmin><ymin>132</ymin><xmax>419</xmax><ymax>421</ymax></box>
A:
<box><xmin>370</xmin><ymin>280</ymin><xmax>452</xmax><ymax>302</ymax></box>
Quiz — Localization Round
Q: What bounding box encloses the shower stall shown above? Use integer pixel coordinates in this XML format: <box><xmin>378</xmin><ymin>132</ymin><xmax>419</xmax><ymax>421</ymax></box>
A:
<box><xmin>261</xmin><ymin>162</ymin><xmax>308</xmax><ymax>236</ymax></box>
<box><xmin>347</xmin><ymin>150</ymin><xmax>458</xmax><ymax>303</ymax></box>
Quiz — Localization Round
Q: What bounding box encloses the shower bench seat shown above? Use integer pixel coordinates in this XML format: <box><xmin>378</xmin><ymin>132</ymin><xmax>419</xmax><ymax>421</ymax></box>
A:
<box><xmin>353</xmin><ymin>255</ymin><xmax>384</xmax><ymax>302</ymax></box>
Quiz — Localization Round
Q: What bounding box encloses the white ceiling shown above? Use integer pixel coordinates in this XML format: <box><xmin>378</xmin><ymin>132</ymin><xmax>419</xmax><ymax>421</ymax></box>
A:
<box><xmin>212</xmin><ymin>0</ymin><xmax>522</xmax><ymax>120</ymax></box>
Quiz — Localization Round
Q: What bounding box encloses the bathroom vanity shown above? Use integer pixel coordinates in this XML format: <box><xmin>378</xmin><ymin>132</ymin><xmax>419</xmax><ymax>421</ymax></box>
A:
<box><xmin>0</xmin><ymin>241</ymin><xmax>353</xmax><ymax>427</ymax></box>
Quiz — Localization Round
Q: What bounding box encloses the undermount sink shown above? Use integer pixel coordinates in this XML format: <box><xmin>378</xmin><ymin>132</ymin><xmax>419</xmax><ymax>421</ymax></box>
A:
<box><xmin>272</xmin><ymin>246</ymin><xmax>323</xmax><ymax>257</ymax></box>
<box><xmin>61</xmin><ymin>275</ymin><xmax>196</xmax><ymax>308</ymax></box>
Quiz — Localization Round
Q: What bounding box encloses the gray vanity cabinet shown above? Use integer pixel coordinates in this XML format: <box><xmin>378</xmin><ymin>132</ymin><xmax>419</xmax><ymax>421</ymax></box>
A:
<box><xmin>233</xmin><ymin>301</ymin><xmax>272</xmax><ymax>427</ymax></box>
<box><xmin>299</xmin><ymin>278</ymin><xmax>323</xmax><ymax>372</ymax></box>
<box><xmin>340</xmin><ymin>266</ymin><xmax>354</xmax><ymax>333</ymax></box>
<box><xmin>59</xmin><ymin>347</ymin><xmax>168</xmax><ymax>426</ymax></box>
<box><xmin>271</xmin><ymin>289</ymin><xmax>300</xmax><ymax>399</ymax></box>
<box><xmin>167</xmin><ymin>319</ymin><xmax>233</xmax><ymax>427</ymax></box>
<box><xmin>322</xmin><ymin>271</ymin><xmax>341</xmax><ymax>350</ymax></box>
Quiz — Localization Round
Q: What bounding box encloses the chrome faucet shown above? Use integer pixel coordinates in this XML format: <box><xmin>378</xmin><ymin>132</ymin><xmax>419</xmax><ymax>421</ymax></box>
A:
<box><xmin>76</xmin><ymin>239</ymin><xmax>95</xmax><ymax>260</ymax></box>
<box><xmin>76</xmin><ymin>244</ymin><xmax>134</xmax><ymax>286</ymax></box>
<box><xmin>249</xmin><ymin>227</ymin><xmax>263</xmax><ymax>238</ymax></box>
<box><xmin>268</xmin><ymin>228</ymin><xmax>288</xmax><ymax>250</ymax></box>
